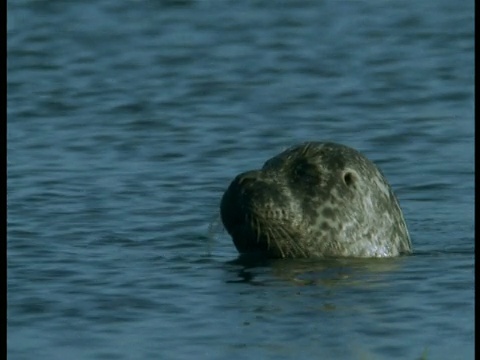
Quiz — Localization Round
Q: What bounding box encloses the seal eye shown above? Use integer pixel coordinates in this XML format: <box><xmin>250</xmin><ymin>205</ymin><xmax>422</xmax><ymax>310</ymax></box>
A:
<box><xmin>343</xmin><ymin>171</ymin><xmax>356</xmax><ymax>187</ymax></box>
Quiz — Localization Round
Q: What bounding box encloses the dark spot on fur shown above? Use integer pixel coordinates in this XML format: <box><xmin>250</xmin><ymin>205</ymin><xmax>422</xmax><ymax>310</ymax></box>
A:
<box><xmin>321</xmin><ymin>222</ymin><xmax>330</xmax><ymax>231</ymax></box>
<box><xmin>322</xmin><ymin>207</ymin><xmax>335</xmax><ymax>219</ymax></box>
<box><xmin>293</xmin><ymin>160</ymin><xmax>319</xmax><ymax>184</ymax></box>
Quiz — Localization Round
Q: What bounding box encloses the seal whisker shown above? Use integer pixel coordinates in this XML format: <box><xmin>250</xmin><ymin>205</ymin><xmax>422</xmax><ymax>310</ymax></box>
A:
<box><xmin>274</xmin><ymin>239</ymin><xmax>286</xmax><ymax>257</ymax></box>
<box><xmin>255</xmin><ymin>218</ymin><xmax>261</xmax><ymax>244</ymax></box>
<box><xmin>278</xmin><ymin>227</ymin><xmax>293</xmax><ymax>257</ymax></box>
<box><xmin>274</xmin><ymin>224</ymin><xmax>298</xmax><ymax>258</ymax></box>
<box><xmin>291</xmin><ymin>231</ymin><xmax>309</xmax><ymax>258</ymax></box>
<box><xmin>264</xmin><ymin>225</ymin><xmax>280</xmax><ymax>257</ymax></box>
<box><xmin>277</xmin><ymin>226</ymin><xmax>289</xmax><ymax>258</ymax></box>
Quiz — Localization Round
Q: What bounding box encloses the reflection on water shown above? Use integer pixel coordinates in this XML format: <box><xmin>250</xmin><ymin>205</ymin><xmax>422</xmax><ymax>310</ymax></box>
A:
<box><xmin>227</xmin><ymin>255</ymin><xmax>408</xmax><ymax>288</ymax></box>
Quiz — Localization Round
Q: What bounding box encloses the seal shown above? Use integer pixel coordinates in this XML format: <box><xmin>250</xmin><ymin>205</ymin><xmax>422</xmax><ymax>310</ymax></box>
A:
<box><xmin>220</xmin><ymin>142</ymin><xmax>412</xmax><ymax>258</ymax></box>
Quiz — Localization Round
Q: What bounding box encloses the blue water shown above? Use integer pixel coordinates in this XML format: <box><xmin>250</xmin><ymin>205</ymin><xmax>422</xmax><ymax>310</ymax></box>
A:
<box><xmin>8</xmin><ymin>0</ymin><xmax>474</xmax><ymax>359</ymax></box>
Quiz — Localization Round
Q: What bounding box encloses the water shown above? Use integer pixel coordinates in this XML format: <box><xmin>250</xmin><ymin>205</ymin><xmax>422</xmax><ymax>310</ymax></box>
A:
<box><xmin>7</xmin><ymin>0</ymin><xmax>474</xmax><ymax>359</ymax></box>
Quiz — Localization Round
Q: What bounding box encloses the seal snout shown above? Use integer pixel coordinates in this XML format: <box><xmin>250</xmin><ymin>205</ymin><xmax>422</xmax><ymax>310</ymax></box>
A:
<box><xmin>220</xmin><ymin>170</ymin><xmax>263</xmax><ymax>234</ymax></box>
<box><xmin>221</xmin><ymin>171</ymin><xmax>264</xmax><ymax>213</ymax></box>
<box><xmin>220</xmin><ymin>170</ymin><xmax>271</xmax><ymax>227</ymax></box>
<box><xmin>220</xmin><ymin>169</ymin><xmax>294</xmax><ymax>255</ymax></box>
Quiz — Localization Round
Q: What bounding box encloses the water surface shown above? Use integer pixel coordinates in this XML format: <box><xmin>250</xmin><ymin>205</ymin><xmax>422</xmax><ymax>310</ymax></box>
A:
<box><xmin>8</xmin><ymin>0</ymin><xmax>474</xmax><ymax>359</ymax></box>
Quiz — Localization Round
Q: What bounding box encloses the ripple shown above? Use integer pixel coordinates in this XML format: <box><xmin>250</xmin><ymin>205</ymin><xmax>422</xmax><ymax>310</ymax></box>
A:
<box><xmin>7</xmin><ymin>0</ymin><xmax>474</xmax><ymax>359</ymax></box>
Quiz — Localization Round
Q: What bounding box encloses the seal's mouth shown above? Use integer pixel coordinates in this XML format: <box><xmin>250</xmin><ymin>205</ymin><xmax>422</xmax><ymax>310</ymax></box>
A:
<box><xmin>220</xmin><ymin>171</ymin><xmax>307</xmax><ymax>258</ymax></box>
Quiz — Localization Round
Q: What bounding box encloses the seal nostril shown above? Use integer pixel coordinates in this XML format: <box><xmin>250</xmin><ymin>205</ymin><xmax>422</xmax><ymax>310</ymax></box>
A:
<box><xmin>236</xmin><ymin>170</ymin><xmax>262</xmax><ymax>187</ymax></box>
<box><xmin>238</xmin><ymin>176</ymin><xmax>255</xmax><ymax>186</ymax></box>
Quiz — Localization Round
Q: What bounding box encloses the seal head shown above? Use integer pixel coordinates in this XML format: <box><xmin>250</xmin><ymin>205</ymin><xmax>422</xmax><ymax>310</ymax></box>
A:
<box><xmin>220</xmin><ymin>142</ymin><xmax>412</xmax><ymax>258</ymax></box>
